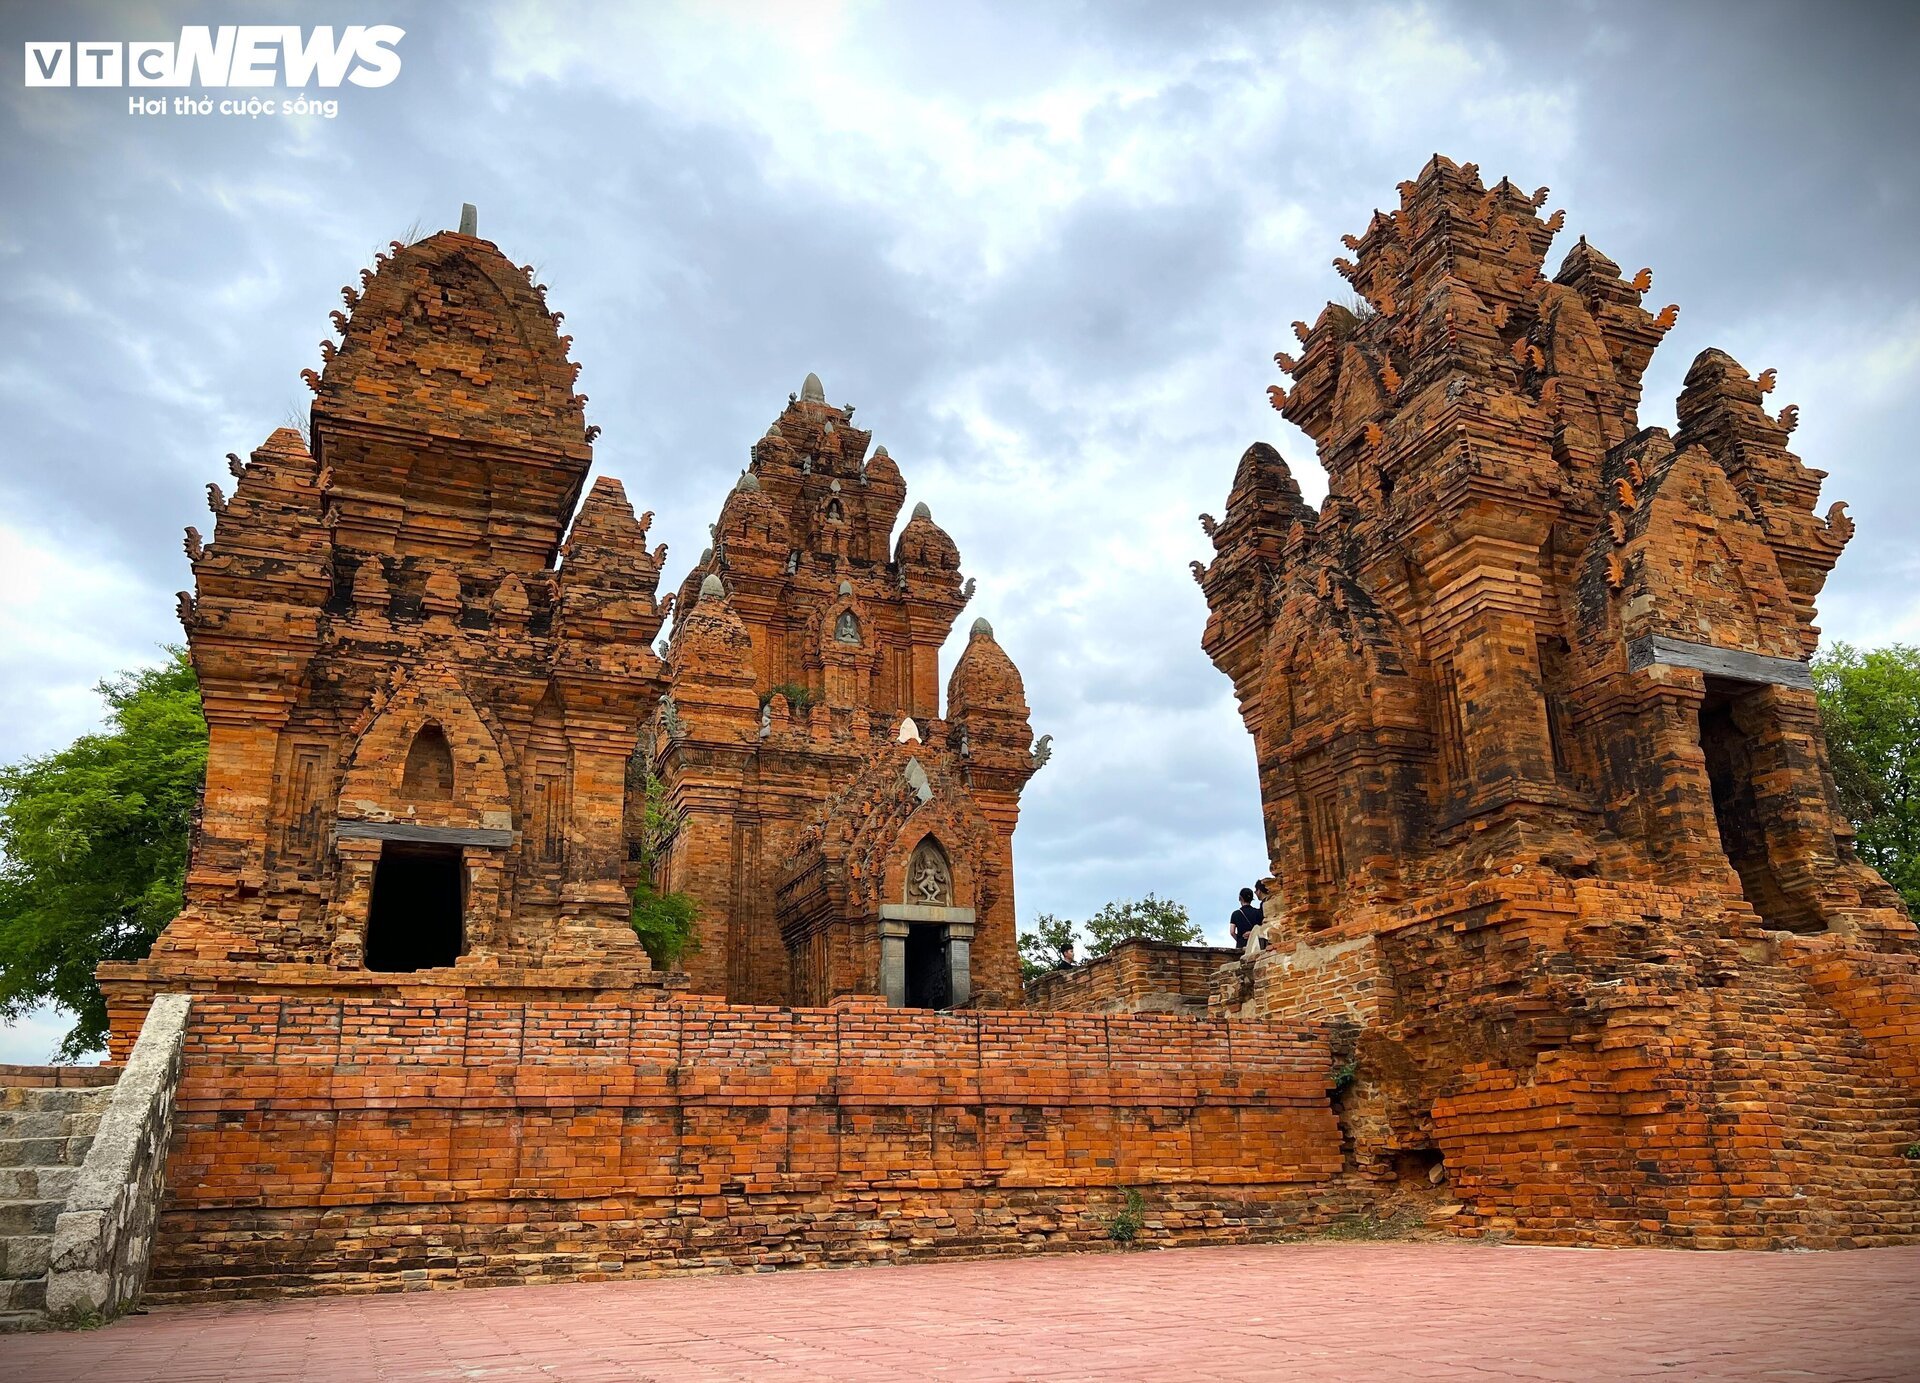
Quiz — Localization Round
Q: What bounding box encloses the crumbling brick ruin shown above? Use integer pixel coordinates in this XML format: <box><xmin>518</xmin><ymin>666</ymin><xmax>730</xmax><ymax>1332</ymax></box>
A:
<box><xmin>1198</xmin><ymin>155</ymin><xmax>1920</xmax><ymax>1247</ymax></box>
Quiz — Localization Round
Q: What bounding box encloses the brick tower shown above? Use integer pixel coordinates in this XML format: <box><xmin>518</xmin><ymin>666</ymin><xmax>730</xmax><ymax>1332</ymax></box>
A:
<box><xmin>103</xmin><ymin>219</ymin><xmax>670</xmax><ymax>1044</ymax></box>
<box><xmin>655</xmin><ymin>374</ymin><xmax>1043</xmax><ymax>1009</ymax></box>
<box><xmin>1198</xmin><ymin>156</ymin><xmax>1920</xmax><ymax>1246</ymax></box>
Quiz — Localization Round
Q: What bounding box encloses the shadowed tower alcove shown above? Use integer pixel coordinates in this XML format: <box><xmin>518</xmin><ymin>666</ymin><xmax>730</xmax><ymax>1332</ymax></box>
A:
<box><xmin>401</xmin><ymin>723</ymin><xmax>455</xmax><ymax>800</ymax></box>
<box><xmin>1698</xmin><ymin>682</ymin><xmax>1815</xmax><ymax>932</ymax></box>
<box><xmin>364</xmin><ymin>841</ymin><xmax>465</xmax><ymax>971</ymax></box>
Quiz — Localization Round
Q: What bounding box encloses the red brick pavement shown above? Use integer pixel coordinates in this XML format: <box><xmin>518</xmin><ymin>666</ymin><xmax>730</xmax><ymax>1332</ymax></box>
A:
<box><xmin>4</xmin><ymin>1242</ymin><xmax>1916</xmax><ymax>1381</ymax></box>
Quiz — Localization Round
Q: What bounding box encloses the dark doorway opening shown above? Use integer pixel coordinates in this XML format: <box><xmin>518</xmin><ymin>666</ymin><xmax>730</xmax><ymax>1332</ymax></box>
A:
<box><xmin>904</xmin><ymin>923</ymin><xmax>950</xmax><ymax>1009</ymax></box>
<box><xmin>1698</xmin><ymin>682</ymin><xmax>1810</xmax><ymax>931</ymax></box>
<box><xmin>365</xmin><ymin>842</ymin><xmax>464</xmax><ymax>971</ymax></box>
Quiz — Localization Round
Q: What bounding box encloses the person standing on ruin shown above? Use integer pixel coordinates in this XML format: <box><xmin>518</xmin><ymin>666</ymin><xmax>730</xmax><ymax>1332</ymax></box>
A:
<box><xmin>1230</xmin><ymin>887</ymin><xmax>1263</xmax><ymax>952</ymax></box>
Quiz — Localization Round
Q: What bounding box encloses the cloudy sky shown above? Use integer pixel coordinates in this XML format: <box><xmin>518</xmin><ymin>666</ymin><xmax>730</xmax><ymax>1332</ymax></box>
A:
<box><xmin>2</xmin><ymin>0</ymin><xmax>1916</xmax><ymax>1061</ymax></box>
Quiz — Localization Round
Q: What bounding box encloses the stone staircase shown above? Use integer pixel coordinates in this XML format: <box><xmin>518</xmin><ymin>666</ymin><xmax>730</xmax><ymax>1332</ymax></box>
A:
<box><xmin>0</xmin><ymin>1083</ymin><xmax>113</xmax><ymax>1329</ymax></box>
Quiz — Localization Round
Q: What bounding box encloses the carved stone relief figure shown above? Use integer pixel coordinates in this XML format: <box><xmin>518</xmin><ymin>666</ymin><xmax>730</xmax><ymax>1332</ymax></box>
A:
<box><xmin>908</xmin><ymin>837</ymin><xmax>953</xmax><ymax>906</ymax></box>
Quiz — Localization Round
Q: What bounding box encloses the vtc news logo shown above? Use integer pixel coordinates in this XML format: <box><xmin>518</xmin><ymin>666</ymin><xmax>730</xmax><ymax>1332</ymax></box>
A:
<box><xmin>24</xmin><ymin>25</ymin><xmax>405</xmax><ymax>88</ymax></box>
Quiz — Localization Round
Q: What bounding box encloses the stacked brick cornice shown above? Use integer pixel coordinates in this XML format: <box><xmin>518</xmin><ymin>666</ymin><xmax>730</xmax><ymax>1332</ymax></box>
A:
<box><xmin>1200</xmin><ymin>155</ymin><xmax>1920</xmax><ymax>1246</ymax></box>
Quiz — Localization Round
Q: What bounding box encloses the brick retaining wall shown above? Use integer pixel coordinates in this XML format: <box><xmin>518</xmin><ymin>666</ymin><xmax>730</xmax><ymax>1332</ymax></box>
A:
<box><xmin>149</xmin><ymin>993</ymin><xmax>1354</xmax><ymax>1299</ymax></box>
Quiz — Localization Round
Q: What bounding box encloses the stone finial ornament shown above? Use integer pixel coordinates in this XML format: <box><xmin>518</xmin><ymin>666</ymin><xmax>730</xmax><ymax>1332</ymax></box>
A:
<box><xmin>699</xmin><ymin>573</ymin><xmax>725</xmax><ymax>602</ymax></box>
<box><xmin>659</xmin><ymin>695</ymin><xmax>685</xmax><ymax>741</ymax></box>
<box><xmin>897</xmin><ymin>717</ymin><xmax>922</xmax><ymax>744</ymax></box>
<box><xmin>801</xmin><ymin>372</ymin><xmax>826</xmax><ymax>403</ymax></box>
<box><xmin>903</xmin><ymin>757</ymin><xmax>933</xmax><ymax>804</ymax></box>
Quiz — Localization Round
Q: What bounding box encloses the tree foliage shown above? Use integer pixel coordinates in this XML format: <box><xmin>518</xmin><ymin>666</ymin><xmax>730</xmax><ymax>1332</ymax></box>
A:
<box><xmin>1017</xmin><ymin>913</ymin><xmax>1076</xmax><ymax>984</ymax></box>
<box><xmin>1083</xmin><ymin>893</ymin><xmax>1202</xmax><ymax>957</ymax></box>
<box><xmin>1813</xmin><ymin>642</ymin><xmax>1920</xmax><ymax>912</ymax></box>
<box><xmin>625</xmin><ymin>755</ymin><xmax>701</xmax><ymax>970</ymax></box>
<box><xmin>1018</xmin><ymin>895</ymin><xmax>1203</xmax><ymax>984</ymax></box>
<box><xmin>0</xmin><ymin>649</ymin><xmax>207</xmax><ymax>1059</ymax></box>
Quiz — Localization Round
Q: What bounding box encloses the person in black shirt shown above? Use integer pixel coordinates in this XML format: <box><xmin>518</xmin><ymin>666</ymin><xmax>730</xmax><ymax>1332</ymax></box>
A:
<box><xmin>1230</xmin><ymin>887</ymin><xmax>1263</xmax><ymax>952</ymax></box>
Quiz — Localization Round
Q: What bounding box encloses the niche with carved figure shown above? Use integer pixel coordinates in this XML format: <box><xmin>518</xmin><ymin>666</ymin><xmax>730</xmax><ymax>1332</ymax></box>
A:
<box><xmin>401</xmin><ymin>723</ymin><xmax>455</xmax><ymax>801</ymax></box>
<box><xmin>906</xmin><ymin>836</ymin><xmax>954</xmax><ymax>906</ymax></box>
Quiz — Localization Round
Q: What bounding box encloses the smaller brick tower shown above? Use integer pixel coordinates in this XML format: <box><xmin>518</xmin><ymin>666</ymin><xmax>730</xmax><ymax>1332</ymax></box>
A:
<box><xmin>655</xmin><ymin>376</ymin><xmax>1044</xmax><ymax>1009</ymax></box>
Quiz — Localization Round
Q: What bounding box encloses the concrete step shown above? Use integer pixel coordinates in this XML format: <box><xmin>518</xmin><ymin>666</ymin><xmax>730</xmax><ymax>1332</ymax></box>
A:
<box><xmin>0</xmin><ymin>1166</ymin><xmax>75</xmax><ymax>1201</ymax></box>
<box><xmin>0</xmin><ymin>1201</ymin><xmax>60</xmax><ymax>1237</ymax></box>
<box><xmin>0</xmin><ymin>1233</ymin><xmax>51</xmax><ymax>1279</ymax></box>
<box><xmin>0</xmin><ymin>1136</ymin><xmax>91</xmax><ymax>1168</ymax></box>
<box><xmin>0</xmin><ymin>1276</ymin><xmax>46</xmax><ymax>1312</ymax></box>
<box><xmin>0</xmin><ymin>1112</ymin><xmax>68</xmax><ymax>1139</ymax></box>
<box><xmin>0</xmin><ymin>1087</ymin><xmax>111</xmax><ymax>1114</ymax></box>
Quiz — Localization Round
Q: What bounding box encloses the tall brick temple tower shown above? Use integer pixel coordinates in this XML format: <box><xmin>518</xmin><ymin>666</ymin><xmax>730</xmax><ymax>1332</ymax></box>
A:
<box><xmin>108</xmin><ymin>223</ymin><xmax>665</xmax><ymax>1026</ymax></box>
<box><xmin>1198</xmin><ymin>156</ymin><xmax>1920</xmax><ymax>1246</ymax></box>
<box><xmin>103</xmin><ymin>228</ymin><xmax>1041</xmax><ymax>1045</ymax></box>
<box><xmin>654</xmin><ymin>374</ymin><xmax>1042</xmax><ymax>1010</ymax></box>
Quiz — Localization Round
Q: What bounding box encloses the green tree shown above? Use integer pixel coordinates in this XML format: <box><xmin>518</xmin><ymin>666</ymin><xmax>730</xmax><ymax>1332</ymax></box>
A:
<box><xmin>1018</xmin><ymin>912</ymin><xmax>1078</xmax><ymax>984</ymax></box>
<box><xmin>1084</xmin><ymin>893</ymin><xmax>1202</xmax><ymax>958</ymax></box>
<box><xmin>0</xmin><ymin>649</ymin><xmax>207</xmax><ymax>1059</ymax></box>
<box><xmin>1813</xmin><ymin>642</ymin><xmax>1920</xmax><ymax>911</ymax></box>
<box><xmin>625</xmin><ymin>754</ymin><xmax>701</xmax><ymax>969</ymax></box>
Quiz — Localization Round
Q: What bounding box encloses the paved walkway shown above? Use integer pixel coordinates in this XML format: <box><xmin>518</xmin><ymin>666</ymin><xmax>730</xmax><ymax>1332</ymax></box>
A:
<box><xmin>4</xmin><ymin>1242</ymin><xmax>1916</xmax><ymax>1381</ymax></box>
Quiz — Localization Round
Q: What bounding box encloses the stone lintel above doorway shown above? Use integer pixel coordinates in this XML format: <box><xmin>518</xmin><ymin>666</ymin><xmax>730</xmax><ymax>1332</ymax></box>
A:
<box><xmin>1626</xmin><ymin>635</ymin><xmax>1813</xmax><ymax>691</ymax></box>
<box><xmin>335</xmin><ymin>820</ymin><xmax>516</xmax><ymax>849</ymax></box>
<box><xmin>879</xmin><ymin>903</ymin><xmax>976</xmax><ymax>928</ymax></box>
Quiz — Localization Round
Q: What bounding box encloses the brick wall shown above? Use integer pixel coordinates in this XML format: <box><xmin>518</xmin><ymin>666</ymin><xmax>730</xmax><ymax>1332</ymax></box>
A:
<box><xmin>150</xmin><ymin>993</ymin><xmax>1353</xmax><ymax>1299</ymax></box>
<box><xmin>1026</xmin><ymin>940</ymin><xmax>1239</xmax><ymax>1013</ymax></box>
<box><xmin>1218</xmin><ymin>876</ymin><xmax>1920</xmax><ymax>1248</ymax></box>
<box><xmin>1774</xmin><ymin>932</ymin><xmax>1920</xmax><ymax>1093</ymax></box>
